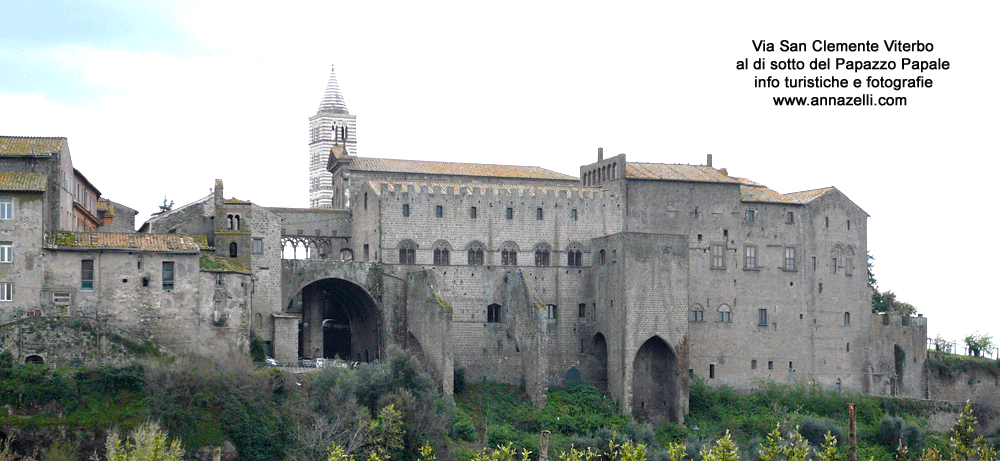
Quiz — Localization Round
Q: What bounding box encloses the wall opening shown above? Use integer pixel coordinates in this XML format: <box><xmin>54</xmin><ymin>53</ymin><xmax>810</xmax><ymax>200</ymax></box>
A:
<box><xmin>588</xmin><ymin>333</ymin><xmax>608</xmax><ymax>392</ymax></box>
<box><xmin>24</xmin><ymin>355</ymin><xmax>44</xmax><ymax>365</ymax></box>
<box><xmin>632</xmin><ymin>336</ymin><xmax>679</xmax><ymax>424</ymax></box>
<box><xmin>293</xmin><ymin>278</ymin><xmax>382</xmax><ymax>363</ymax></box>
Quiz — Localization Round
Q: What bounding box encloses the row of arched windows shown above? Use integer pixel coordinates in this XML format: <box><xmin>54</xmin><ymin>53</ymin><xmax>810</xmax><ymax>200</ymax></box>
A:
<box><xmin>226</xmin><ymin>214</ymin><xmax>241</xmax><ymax>230</ymax></box>
<box><xmin>583</xmin><ymin>162</ymin><xmax>619</xmax><ymax>186</ymax></box>
<box><xmin>397</xmin><ymin>240</ymin><xmax>587</xmax><ymax>267</ymax></box>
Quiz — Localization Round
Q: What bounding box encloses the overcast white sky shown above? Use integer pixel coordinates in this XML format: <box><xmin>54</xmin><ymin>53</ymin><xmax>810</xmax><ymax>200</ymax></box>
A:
<box><xmin>1</xmin><ymin>1</ymin><xmax>997</xmax><ymax>343</ymax></box>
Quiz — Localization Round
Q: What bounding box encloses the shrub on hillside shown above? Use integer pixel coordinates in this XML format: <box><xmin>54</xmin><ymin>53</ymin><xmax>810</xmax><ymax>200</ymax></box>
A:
<box><xmin>798</xmin><ymin>417</ymin><xmax>845</xmax><ymax>447</ymax></box>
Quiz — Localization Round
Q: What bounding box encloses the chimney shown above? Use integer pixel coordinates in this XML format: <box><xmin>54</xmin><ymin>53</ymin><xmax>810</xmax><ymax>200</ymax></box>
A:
<box><xmin>707</xmin><ymin>154</ymin><xmax>713</xmax><ymax>167</ymax></box>
<box><xmin>598</xmin><ymin>147</ymin><xmax>604</xmax><ymax>162</ymax></box>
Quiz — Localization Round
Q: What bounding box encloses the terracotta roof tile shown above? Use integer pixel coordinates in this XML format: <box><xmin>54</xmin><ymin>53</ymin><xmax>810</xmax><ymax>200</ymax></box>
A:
<box><xmin>200</xmin><ymin>253</ymin><xmax>251</xmax><ymax>274</ymax></box>
<box><xmin>0</xmin><ymin>136</ymin><xmax>66</xmax><ymax>156</ymax></box>
<box><xmin>783</xmin><ymin>187</ymin><xmax>834</xmax><ymax>203</ymax></box>
<box><xmin>625</xmin><ymin>163</ymin><xmax>740</xmax><ymax>184</ymax></box>
<box><xmin>224</xmin><ymin>198</ymin><xmax>251</xmax><ymax>205</ymax></box>
<box><xmin>0</xmin><ymin>173</ymin><xmax>47</xmax><ymax>191</ymax></box>
<box><xmin>46</xmin><ymin>232</ymin><xmax>202</xmax><ymax>252</ymax></box>
<box><xmin>740</xmin><ymin>185</ymin><xmax>834</xmax><ymax>204</ymax></box>
<box><xmin>351</xmin><ymin>157</ymin><xmax>577</xmax><ymax>181</ymax></box>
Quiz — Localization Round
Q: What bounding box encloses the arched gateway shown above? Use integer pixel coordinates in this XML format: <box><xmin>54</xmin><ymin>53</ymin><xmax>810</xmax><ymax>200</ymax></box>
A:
<box><xmin>632</xmin><ymin>336</ymin><xmax>680</xmax><ymax>423</ymax></box>
<box><xmin>292</xmin><ymin>278</ymin><xmax>383</xmax><ymax>363</ymax></box>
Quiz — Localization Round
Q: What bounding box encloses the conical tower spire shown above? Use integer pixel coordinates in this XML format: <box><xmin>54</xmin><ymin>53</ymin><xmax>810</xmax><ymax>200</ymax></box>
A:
<box><xmin>318</xmin><ymin>64</ymin><xmax>350</xmax><ymax>115</ymax></box>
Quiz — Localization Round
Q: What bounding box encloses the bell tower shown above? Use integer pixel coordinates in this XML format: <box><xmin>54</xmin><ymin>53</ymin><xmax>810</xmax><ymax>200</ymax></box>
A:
<box><xmin>308</xmin><ymin>64</ymin><xmax>357</xmax><ymax>209</ymax></box>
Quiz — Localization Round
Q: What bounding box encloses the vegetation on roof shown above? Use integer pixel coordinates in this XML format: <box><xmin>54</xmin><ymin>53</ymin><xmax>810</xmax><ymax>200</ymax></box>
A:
<box><xmin>199</xmin><ymin>253</ymin><xmax>250</xmax><ymax>274</ymax></box>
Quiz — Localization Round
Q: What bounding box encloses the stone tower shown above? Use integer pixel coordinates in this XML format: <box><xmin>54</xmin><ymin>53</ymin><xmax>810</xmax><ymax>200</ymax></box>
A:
<box><xmin>309</xmin><ymin>65</ymin><xmax>357</xmax><ymax>209</ymax></box>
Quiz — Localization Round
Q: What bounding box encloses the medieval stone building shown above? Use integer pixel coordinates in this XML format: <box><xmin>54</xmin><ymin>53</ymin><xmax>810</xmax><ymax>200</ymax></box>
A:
<box><xmin>0</xmin><ymin>66</ymin><xmax>929</xmax><ymax>425</ymax></box>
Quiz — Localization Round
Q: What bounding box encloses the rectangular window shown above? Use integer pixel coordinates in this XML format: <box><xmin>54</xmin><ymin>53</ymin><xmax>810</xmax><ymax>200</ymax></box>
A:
<box><xmin>252</xmin><ymin>238</ymin><xmax>264</xmax><ymax>254</ymax></box>
<box><xmin>162</xmin><ymin>261</ymin><xmax>175</xmax><ymax>290</ymax></box>
<box><xmin>786</xmin><ymin>211</ymin><xmax>794</xmax><ymax>224</ymax></box>
<box><xmin>751</xmin><ymin>359</ymin><xmax>757</xmax><ymax>370</ymax></box>
<box><xmin>470</xmin><ymin>206</ymin><xmax>477</xmax><ymax>219</ymax></box>
<box><xmin>758</xmin><ymin>308</ymin><xmax>768</xmax><ymax>326</ymax></box>
<box><xmin>216</xmin><ymin>273</ymin><xmax>223</xmax><ymax>285</ymax></box>
<box><xmin>578</xmin><ymin>303</ymin><xmax>586</xmax><ymax>318</ymax></box>
<box><xmin>0</xmin><ymin>198</ymin><xmax>12</xmax><ymax>220</ymax></box>
<box><xmin>536</xmin><ymin>207</ymin><xmax>543</xmax><ymax>220</ymax></box>
<box><xmin>744</xmin><ymin>245</ymin><xmax>756</xmax><ymax>269</ymax></box>
<box><xmin>505</xmin><ymin>207</ymin><xmax>513</xmax><ymax>220</ymax></box>
<box><xmin>402</xmin><ymin>204</ymin><xmax>410</xmax><ymax>217</ymax></box>
<box><xmin>784</xmin><ymin>247</ymin><xmax>796</xmax><ymax>271</ymax></box>
<box><xmin>0</xmin><ymin>242</ymin><xmax>10</xmax><ymax>263</ymax></box>
<box><xmin>546</xmin><ymin>304</ymin><xmax>557</xmax><ymax>319</ymax></box>
<box><xmin>789</xmin><ymin>361</ymin><xmax>794</xmax><ymax>370</ymax></box>
<box><xmin>746</xmin><ymin>209</ymin><xmax>755</xmax><ymax>222</ymax></box>
<box><xmin>571</xmin><ymin>209</ymin><xmax>578</xmax><ymax>221</ymax></box>
<box><xmin>710</xmin><ymin>244</ymin><xmax>725</xmax><ymax>269</ymax></box>
<box><xmin>832</xmin><ymin>258</ymin><xmax>838</xmax><ymax>273</ymax></box>
<box><xmin>812</xmin><ymin>256</ymin><xmax>817</xmax><ymax>271</ymax></box>
<box><xmin>487</xmin><ymin>304</ymin><xmax>502</xmax><ymax>323</ymax></box>
<box><xmin>363</xmin><ymin>244</ymin><xmax>370</xmax><ymax>261</ymax></box>
<box><xmin>0</xmin><ymin>282</ymin><xmax>11</xmax><ymax>301</ymax></box>
<box><xmin>435</xmin><ymin>205</ymin><xmax>443</xmax><ymax>218</ymax></box>
<box><xmin>825</xmin><ymin>216</ymin><xmax>829</xmax><ymax>228</ymax></box>
<box><xmin>53</xmin><ymin>292</ymin><xmax>71</xmax><ymax>305</ymax></box>
<box><xmin>768</xmin><ymin>360</ymin><xmax>774</xmax><ymax>370</ymax></box>
<box><xmin>709</xmin><ymin>364</ymin><xmax>715</xmax><ymax>379</ymax></box>
<box><xmin>81</xmin><ymin>260</ymin><xmax>94</xmax><ymax>290</ymax></box>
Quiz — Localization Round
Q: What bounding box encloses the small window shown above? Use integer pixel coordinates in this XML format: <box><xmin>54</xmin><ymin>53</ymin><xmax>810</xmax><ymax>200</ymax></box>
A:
<box><xmin>599</xmin><ymin>249</ymin><xmax>606</xmax><ymax>265</ymax></box>
<box><xmin>467</xmin><ymin>243</ymin><xmax>484</xmax><ymax>266</ymax></box>
<box><xmin>718</xmin><ymin>304</ymin><xmax>732</xmax><ymax>323</ymax></box>
<box><xmin>844</xmin><ymin>312</ymin><xmax>851</xmax><ymax>325</ymax></box>
<box><xmin>751</xmin><ymin>359</ymin><xmax>757</xmax><ymax>370</ymax></box>
<box><xmin>505</xmin><ymin>207</ymin><xmax>513</xmax><ymax>220</ymax></box>
<box><xmin>399</xmin><ymin>241</ymin><xmax>416</xmax><ymax>264</ymax></box>
<box><xmin>216</xmin><ymin>273</ymin><xmax>223</xmax><ymax>285</ymax></box>
<box><xmin>162</xmin><ymin>261</ymin><xmax>175</xmax><ymax>290</ymax></box>
<box><xmin>402</xmin><ymin>204</ymin><xmax>410</xmax><ymax>217</ymax></box>
<box><xmin>571</xmin><ymin>209</ymin><xmax>578</xmax><ymax>221</ymax></box>
<box><xmin>501</xmin><ymin>243</ymin><xmax>518</xmax><ymax>266</ymax></box>
<box><xmin>487</xmin><ymin>304</ymin><xmax>502</xmax><ymax>323</ymax></box>
<box><xmin>758</xmin><ymin>308</ymin><xmax>768</xmax><ymax>326</ymax></box>
<box><xmin>0</xmin><ymin>198</ymin><xmax>12</xmax><ymax>220</ymax></box>
<box><xmin>363</xmin><ymin>244</ymin><xmax>370</xmax><ymax>261</ymax></box>
<box><xmin>832</xmin><ymin>258</ymin><xmax>838</xmax><ymax>274</ymax></box>
<box><xmin>784</xmin><ymin>247</ymin><xmax>796</xmax><ymax>271</ymax></box>
<box><xmin>534</xmin><ymin>246</ymin><xmax>550</xmax><ymax>266</ymax></box>
<box><xmin>53</xmin><ymin>292</ymin><xmax>71</xmax><ymax>305</ymax></box>
<box><xmin>789</xmin><ymin>361</ymin><xmax>794</xmax><ymax>371</ymax></box>
<box><xmin>819</xmin><ymin>282</ymin><xmax>823</xmax><ymax>293</ymax></box>
<box><xmin>709</xmin><ymin>364</ymin><xmax>716</xmax><ymax>379</ymax></box>
<box><xmin>81</xmin><ymin>260</ymin><xmax>95</xmax><ymax>290</ymax></box>
<box><xmin>847</xmin><ymin>220</ymin><xmax>851</xmax><ymax>230</ymax></box>
<box><xmin>786</xmin><ymin>211</ymin><xmax>794</xmax><ymax>224</ymax></box>
<box><xmin>578</xmin><ymin>303</ymin><xmax>586</xmax><ymax>318</ymax></box>
<box><xmin>0</xmin><ymin>282</ymin><xmax>11</xmax><ymax>302</ymax></box>
<box><xmin>536</xmin><ymin>207</ymin><xmax>543</xmax><ymax>220</ymax></box>
<box><xmin>433</xmin><ymin>242</ymin><xmax>450</xmax><ymax>265</ymax></box>
<box><xmin>824</xmin><ymin>216</ymin><xmax>829</xmax><ymax>228</ymax></box>
<box><xmin>546</xmin><ymin>304</ymin><xmax>557</xmax><ymax>319</ymax></box>
<box><xmin>567</xmin><ymin>245</ymin><xmax>583</xmax><ymax>267</ymax></box>
<box><xmin>768</xmin><ymin>360</ymin><xmax>774</xmax><ymax>370</ymax></box>
<box><xmin>744</xmin><ymin>246</ymin><xmax>756</xmax><ymax>269</ymax></box>
<box><xmin>711</xmin><ymin>244</ymin><xmax>725</xmax><ymax>269</ymax></box>
<box><xmin>470</xmin><ymin>206</ymin><xmax>477</xmax><ymax>219</ymax></box>
<box><xmin>0</xmin><ymin>241</ymin><xmax>11</xmax><ymax>263</ymax></box>
<box><xmin>697</xmin><ymin>234</ymin><xmax>703</xmax><ymax>242</ymax></box>
<box><xmin>252</xmin><ymin>238</ymin><xmax>263</xmax><ymax>254</ymax></box>
<box><xmin>690</xmin><ymin>305</ymin><xmax>704</xmax><ymax>322</ymax></box>
<box><xmin>435</xmin><ymin>205</ymin><xmax>443</xmax><ymax>218</ymax></box>
<box><xmin>229</xmin><ymin>242</ymin><xmax>238</xmax><ymax>258</ymax></box>
<box><xmin>812</xmin><ymin>256</ymin><xmax>817</xmax><ymax>271</ymax></box>
<box><xmin>746</xmin><ymin>209</ymin><xmax>756</xmax><ymax>222</ymax></box>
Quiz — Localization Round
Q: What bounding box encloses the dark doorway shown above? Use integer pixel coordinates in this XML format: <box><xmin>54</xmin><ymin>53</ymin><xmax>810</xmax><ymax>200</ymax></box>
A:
<box><xmin>25</xmin><ymin>355</ymin><xmax>44</xmax><ymax>365</ymax></box>
<box><xmin>296</xmin><ymin>278</ymin><xmax>381</xmax><ymax>362</ymax></box>
<box><xmin>589</xmin><ymin>333</ymin><xmax>608</xmax><ymax>392</ymax></box>
<box><xmin>632</xmin><ymin>336</ymin><xmax>679</xmax><ymax>423</ymax></box>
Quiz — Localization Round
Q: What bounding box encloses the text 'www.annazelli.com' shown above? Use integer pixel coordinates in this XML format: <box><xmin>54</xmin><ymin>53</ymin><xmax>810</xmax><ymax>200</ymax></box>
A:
<box><xmin>772</xmin><ymin>94</ymin><xmax>907</xmax><ymax>106</ymax></box>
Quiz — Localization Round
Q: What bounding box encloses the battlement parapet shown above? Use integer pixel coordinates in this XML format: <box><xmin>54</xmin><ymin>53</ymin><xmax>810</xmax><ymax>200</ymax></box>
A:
<box><xmin>872</xmin><ymin>313</ymin><xmax>927</xmax><ymax>329</ymax></box>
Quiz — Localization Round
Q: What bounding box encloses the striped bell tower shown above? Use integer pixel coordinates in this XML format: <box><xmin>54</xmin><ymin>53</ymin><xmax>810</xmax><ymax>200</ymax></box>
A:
<box><xmin>308</xmin><ymin>65</ymin><xmax>357</xmax><ymax>209</ymax></box>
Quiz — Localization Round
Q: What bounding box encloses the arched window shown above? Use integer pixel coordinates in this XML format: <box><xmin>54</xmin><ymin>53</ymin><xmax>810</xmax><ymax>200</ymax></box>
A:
<box><xmin>718</xmin><ymin>304</ymin><xmax>732</xmax><ymax>323</ymax></box>
<box><xmin>467</xmin><ymin>242</ymin><xmax>484</xmax><ymax>266</ymax></box>
<box><xmin>398</xmin><ymin>240</ymin><xmax>417</xmax><ymax>264</ymax></box>
<box><xmin>534</xmin><ymin>243</ymin><xmax>551</xmax><ymax>266</ymax></box>
<box><xmin>229</xmin><ymin>242</ymin><xmax>238</xmax><ymax>258</ymax></box>
<box><xmin>433</xmin><ymin>240</ymin><xmax>451</xmax><ymax>265</ymax></box>
<box><xmin>567</xmin><ymin>243</ymin><xmax>584</xmax><ymax>267</ymax></box>
<box><xmin>831</xmin><ymin>244</ymin><xmax>843</xmax><ymax>274</ymax></box>
<box><xmin>844</xmin><ymin>245</ymin><xmax>855</xmax><ymax>276</ymax></box>
<box><xmin>487</xmin><ymin>303</ymin><xmax>502</xmax><ymax>323</ymax></box>
<box><xmin>501</xmin><ymin>242</ymin><xmax>518</xmax><ymax>266</ymax></box>
<box><xmin>234</xmin><ymin>214</ymin><xmax>240</xmax><ymax>230</ymax></box>
<box><xmin>599</xmin><ymin>249</ymin><xmax>606</xmax><ymax>265</ymax></box>
<box><xmin>227</xmin><ymin>214</ymin><xmax>234</xmax><ymax>229</ymax></box>
<box><xmin>339</xmin><ymin>248</ymin><xmax>354</xmax><ymax>261</ymax></box>
<box><xmin>844</xmin><ymin>311</ymin><xmax>851</xmax><ymax>325</ymax></box>
<box><xmin>690</xmin><ymin>304</ymin><xmax>704</xmax><ymax>322</ymax></box>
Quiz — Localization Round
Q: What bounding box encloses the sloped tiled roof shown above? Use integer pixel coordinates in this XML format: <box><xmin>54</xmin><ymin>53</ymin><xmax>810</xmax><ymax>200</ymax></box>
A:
<box><xmin>0</xmin><ymin>136</ymin><xmax>66</xmax><ymax>156</ymax></box>
<box><xmin>200</xmin><ymin>253</ymin><xmax>250</xmax><ymax>274</ymax></box>
<box><xmin>223</xmin><ymin>198</ymin><xmax>251</xmax><ymax>205</ymax></box>
<box><xmin>625</xmin><ymin>163</ymin><xmax>740</xmax><ymax>184</ymax></box>
<box><xmin>350</xmin><ymin>157</ymin><xmax>577</xmax><ymax>181</ymax></box>
<box><xmin>96</xmin><ymin>199</ymin><xmax>115</xmax><ymax>216</ymax></box>
<box><xmin>367</xmin><ymin>180</ymin><xmax>602</xmax><ymax>198</ymax></box>
<box><xmin>783</xmin><ymin>187</ymin><xmax>835</xmax><ymax>203</ymax></box>
<box><xmin>0</xmin><ymin>172</ymin><xmax>46</xmax><ymax>191</ymax></box>
<box><xmin>740</xmin><ymin>185</ymin><xmax>835</xmax><ymax>204</ymax></box>
<box><xmin>46</xmin><ymin>232</ymin><xmax>202</xmax><ymax>252</ymax></box>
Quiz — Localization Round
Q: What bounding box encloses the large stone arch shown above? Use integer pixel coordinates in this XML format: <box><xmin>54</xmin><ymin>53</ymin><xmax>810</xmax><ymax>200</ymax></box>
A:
<box><xmin>632</xmin><ymin>335</ymin><xmax>680</xmax><ymax>424</ymax></box>
<box><xmin>585</xmin><ymin>332</ymin><xmax>609</xmax><ymax>392</ymax></box>
<box><xmin>295</xmin><ymin>277</ymin><xmax>383</xmax><ymax>363</ymax></box>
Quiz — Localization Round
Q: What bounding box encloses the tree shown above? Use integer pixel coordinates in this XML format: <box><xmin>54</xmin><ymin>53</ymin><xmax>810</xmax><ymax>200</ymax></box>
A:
<box><xmin>963</xmin><ymin>332</ymin><xmax>994</xmax><ymax>358</ymax></box>
<box><xmin>104</xmin><ymin>421</ymin><xmax>184</xmax><ymax>461</ymax></box>
<box><xmin>867</xmin><ymin>251</ymin><xmax>877</xmax><ymax>288</ymax></box>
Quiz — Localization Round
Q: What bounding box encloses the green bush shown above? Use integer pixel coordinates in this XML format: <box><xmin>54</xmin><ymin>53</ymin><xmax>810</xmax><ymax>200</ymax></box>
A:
<box><xmin>798</xmin><ymin>417</ymin><xmax>845</xmax><ymax>447</ymax></box>
<box><xmin>452</xmin><ymin>406</ymin><xmax>477</xmax><ymax>442</ymax></box>
<box><xmin>454</xmin><ymin>367</ymin><xmax>466</xmax><ymax>395</ymax></box>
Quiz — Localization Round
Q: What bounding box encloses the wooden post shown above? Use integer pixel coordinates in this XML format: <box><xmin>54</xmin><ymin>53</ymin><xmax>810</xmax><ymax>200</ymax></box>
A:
<box><xmin>848</xmin><ymin>403</ymin><xmax>857</xmax><ymax>461</ymax></box>
<box><xmin>540</xmin><ymin>430</ymin><xmax>551</xmax><ymax>461</ymax></box>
